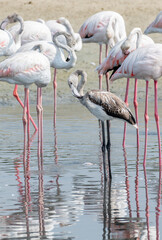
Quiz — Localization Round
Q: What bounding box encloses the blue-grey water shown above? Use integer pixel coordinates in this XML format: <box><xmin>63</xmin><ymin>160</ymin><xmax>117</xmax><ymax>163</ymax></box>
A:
<box><xmin>0</xmin><ymin>100</ymin><xmax>161</xmax><ymax>240</ymax></box>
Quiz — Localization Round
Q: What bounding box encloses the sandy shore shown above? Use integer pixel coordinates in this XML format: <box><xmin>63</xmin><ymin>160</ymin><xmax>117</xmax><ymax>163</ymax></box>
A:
<box><xmin>0</xmin><ymin>0</ymin><xmax>162</xmax><ymax>106</ymax></box>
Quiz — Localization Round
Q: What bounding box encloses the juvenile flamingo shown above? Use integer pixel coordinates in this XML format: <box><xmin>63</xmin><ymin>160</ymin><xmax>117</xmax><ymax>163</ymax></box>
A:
<box><xmin>79</xmin><ymin>11</ymin><xmax>126</xmax><ymax>90</ymax></box>
<box><xmin>68</xmin><ymin>70</ymin><xmax>137</xmax><ymax>179</ymax></box>
<box><xmin>17</xmin><ymin>31</ymin><xmax>77</xmax><ymax>126</ymax></box>
<box><xmin>0</xmin><ymin>49</ymin><xmax>51</xmax><ymax>157</ymax></box>
<box><xmin>110</xmin><ymin>43</ymin><xmax>162</xmax><ymax>167</ymax></box>
<box><xmin>97</xmin><ymin>28</ymin><xmax>154</xmax><ymax>146</ymax></box>
<box><xmin>144</xmin><ymin>11</ymin><xmax>162</xmax><ymax>34</ymax></box>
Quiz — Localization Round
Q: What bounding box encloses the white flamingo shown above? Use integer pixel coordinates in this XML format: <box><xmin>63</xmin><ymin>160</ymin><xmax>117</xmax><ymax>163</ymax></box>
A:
<box><xmin>0</xmin><ymin>48</ymin><xmax>51</xmax><ymax>157</ymax></box>
<box><xmin>79</xmin><ymin>11</ymin><xmax>126</xmax><ymax>90</ymax></box>
<box><xmin>97</xmin><ymin>28</ymin><xmax>154</xmax><ymax>146</ymax></box>
<box><xmin>110</xmin><ymin>43</ymin><xmax>162</xmax><ymax>167</ymax></box>
<box><xmin>46</xmin><ymin>17</ymin><xmax>82</xmax><ymax>52</ymax></box>
<box><xmin>17</xmin><ymin>31</ymin><xmax>77</xmax><ymax>126</ymax></box>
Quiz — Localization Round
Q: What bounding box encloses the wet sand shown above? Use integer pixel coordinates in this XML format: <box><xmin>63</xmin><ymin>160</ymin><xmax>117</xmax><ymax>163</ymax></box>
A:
<box><xmin>0</xmin><ymin>0</ymin><xmax>162</xmax><ymax>105</ymax></box>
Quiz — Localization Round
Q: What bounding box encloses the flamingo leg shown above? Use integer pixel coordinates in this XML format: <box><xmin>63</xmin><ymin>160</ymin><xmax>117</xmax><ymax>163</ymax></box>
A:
<box><xmin>37</xmin><ymin>88</ymin><xmax>41</xmax><ymax>159</ymax></box>
<box><xmin>154</xmin><ymin>80</ymin><xmax>161</xmax><ymax>166</ymax></box>
<box><xmin>26</xmin><ymin>88</ymin><xmax>30</xmax><ymax>144</ymax></box>
<box><xmin>53</xmin><ymin>68</ymin><xmax>57</xmax><ymax>128</ymax></box>
<box><xmin>134</xmin><ymin>78</ymin><xmax>139</xmax><ymax>147</ymax></box>
<box><xmin>106</xmin><ymin>120</ymin><xmax>112</xmax><ymax>180</ymax></box>
<box><xmin>99</xmin><ymin>44</ymin><xmax>103</xmax><ymax>90</ymax></box>
<box><xmin>143</xmin><ymin>81</ymin><xmax>149</xmax><ymax>166</ymax></box>
<box><xmin>40</xmin><ymin>88</ymin><xmax>43</xmax><ymax>160</ymax></box>
<box><xmin>101</xmin><ymin>121</ymin><xmax>107</xmax><ymax>181</ymax></box>
<box><xmin>23</xmin><ymin>88</ymin><xmax>28</xmax><ymax>171</ymax></box>
<box><xmin>13</xmin><ymin>84</ymin><xmax>38</xmax><ymax>132</ymax></box>
<box><xmin>105</xmin><ymin>44</ymin><xmax>109</xmax><ymax>91</ymax></box>
<box><xmin>105</xmin><ymin>43</ymin><xmax>111</xmax><ymax>174</ymax></box>
<box><xmin>123</xmin><ymin>78</ymin><xmax>130</xmax><ymax>148</ymax></box>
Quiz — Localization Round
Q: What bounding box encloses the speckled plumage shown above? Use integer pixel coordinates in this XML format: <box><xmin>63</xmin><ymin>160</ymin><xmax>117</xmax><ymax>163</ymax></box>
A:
<box><xmin>68</xmin><ymin>70</ymin><xmax>137</xmax><ymax>127</ymax></box>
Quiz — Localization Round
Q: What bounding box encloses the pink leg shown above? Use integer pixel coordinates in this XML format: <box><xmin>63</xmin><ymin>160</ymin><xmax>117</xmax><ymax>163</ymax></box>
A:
<box><xmin>37</xmin><ymin>88</ymin><xmax>41</xmax><ymax>159</ymax></box>
<box><xmin>53</xmin><ymin>69</ymin><xmax>57</xmax><ymax>127</ymax></box>
<box><xmin>123</xmin><ymin>78</ymin><xmax>130</xmax><ymax>148</ymax></box>
<box><xmin>26</xmin><ymin>88</ymin><xmax>30</xmax><ymax>144</ymax></box>
<box><xmin>154</xmin><ymin>80</ymin><xmax>161</xmax><ymax>166</ymax></box>
<box><xmin>134</xmin><ymin>79</ymin><xmax>139</xmax><ymax>147</ymax></box>
<box><xmin>143</xmin><ymin>81</ymin><xmax>149</xmax><ymax>167</ymax></box>
<box><xmin>13</xmin><ymin>84</ymin><xmax>38</xmax><ymax>132</ymax></box>
<box><xmin>23</xmin><ymin>88</ymin><xmax>28</xmax><ymax>171</ymax></box>
<box><xmin>39</xmin><ymin>88</ymin><xmax>43</xmax><ymax>160</ymax></box>
<box><xmin>105</xmin><ymin>44</ymin><xmax>109</xmax><ymax>91</ymax></box>
<box><xmin>99</xmin><ymin>44</ymin><xmax>102</xmax><ymax>90</ymax></box>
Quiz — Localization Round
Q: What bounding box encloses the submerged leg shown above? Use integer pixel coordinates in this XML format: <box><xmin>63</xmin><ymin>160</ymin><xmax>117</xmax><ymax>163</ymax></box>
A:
<box><xmin>101</xmin><ymin>121</ymin><xmax>107</xmax><ymax>181</ymax></box>
<box><xmin>106</xmin><ymin>120</ymin><xmax>111</xmax><ymax>179</ymax></box>
<box><xmin>154</xmin><ymin>80</ymin><xmax>161</xmax><ymax>167</ymax></box>
<box><xmin>143</xmin><ymin>81</ymin><xmax>149</xmax><ymax>167</ymax></box>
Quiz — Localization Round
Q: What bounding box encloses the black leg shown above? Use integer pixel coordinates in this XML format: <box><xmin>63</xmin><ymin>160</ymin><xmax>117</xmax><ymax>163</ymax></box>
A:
<box><xmin>106</xmin><ymin>120</ymin><xmax>112</xmax><ymax>179</ymax></box>
<box><xmin>101</xmin><ymin>121</ymin><xmax>107</xmax><ymax>181</ymax></box>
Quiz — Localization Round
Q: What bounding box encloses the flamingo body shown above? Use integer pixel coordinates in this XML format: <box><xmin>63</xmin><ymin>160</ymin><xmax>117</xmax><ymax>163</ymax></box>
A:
<box><xmin>9</xmin><ymin>20</ymin><xmax>52</xmax><ymax>45</ymax></box>
<box><xmin>79</xmin><ymin>11</ymin><xmax>126</xmax><ymax>47</ymax></box>
<box><xmin>68</xmin><ymin>70</ymin><xmax>137</xmax><ymax>126</ymax></box>
<box><xmin>0</xmin><ymin>51</ymin><xmax>51</xmax><ymax>87</ymax></box>
<box><xmin>97</xmin><ymin>28</ymin><xmax>154</xmax><ymax>75</ymax></box>
<box><xmin>110</xmin><ymin>43</ymin><xmax>162</xmax><ymax>166</ymax></box>
<box><xmin>0</xmin><ymin>29</ymin><xmax>19</xmax><ymax>56</ymax></box>
<box><xmin>110</xmin><ymin>44</ymin><xmax>162</xmax><ymax>81</ymax></box>
<box><xmin>17</xmin><ymin>32</ymin><xmax>77</xmax><ymax>69</ymax></box>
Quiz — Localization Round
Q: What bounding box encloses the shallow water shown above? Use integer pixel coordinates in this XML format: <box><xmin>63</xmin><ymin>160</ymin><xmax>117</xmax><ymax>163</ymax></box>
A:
<box><xmin>0</xmin><ymin>101</ymin><xmax>161</xmax><ymax>240</ymax></box>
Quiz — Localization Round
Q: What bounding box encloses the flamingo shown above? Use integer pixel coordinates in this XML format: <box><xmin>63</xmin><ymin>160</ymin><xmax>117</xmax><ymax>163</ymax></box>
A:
<box><xmin>17</xmin><ymin>31</ymin><xmax>77</xmax><ymax>126</ymax></box>
<box><xmin>5</xmin><ymin>14</ymin><xmax>52</xmax><ymax>45</ymax></box>
<box><xmin>0</xmin><ymin>14</ymin><xmax>22</xmax><ymax>56</ymax></box>
<box><xmin>68</xmin><ymin>69</ymin><xmax>137</xmax><ymax>179</ymax></box>
<box><xmin>144</xmin><ymin>11</ymin><xmax>162</xmax><ymax>34</ymax></box>
<box><xmin>0</xmin><ymin>48</ymin><xmax>51</xmax><ymax>157</ymax></box>
<box><xmin>97</xmin><ymin>28</ymin><xmax>154</xmax><ymax>146</ymax></box>
<box><xmin>0</xmin><ymin>13</ymin><xmax>53</xmax><ymax>131</ymax></box>
<box><xmin>110</xmin><ymin>43</ymin><xmax>162</xmax><ymax>167</ymax></box>
<box><xmin>79</xmin><ymin>11</ymin><xmax>126</xmax><ymax>90</ymax></box>
<box><xmin>46</xmin><ymin>17</ymin><xmax>82</xmax><ymax>52</ymax></box>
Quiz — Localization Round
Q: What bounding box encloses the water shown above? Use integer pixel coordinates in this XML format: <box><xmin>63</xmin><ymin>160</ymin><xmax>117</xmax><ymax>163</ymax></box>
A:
<box><xmin>0</xmin><ymin>101</ymin><xmax>161</xmax><ymax>240</ymax></box>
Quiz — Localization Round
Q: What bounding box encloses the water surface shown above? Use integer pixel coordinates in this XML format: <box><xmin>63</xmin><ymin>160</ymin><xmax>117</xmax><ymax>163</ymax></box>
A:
<box><xmin>0</xmin><ymin>101</ymin><xmax>161</xmax><ymax>239</ymax></box>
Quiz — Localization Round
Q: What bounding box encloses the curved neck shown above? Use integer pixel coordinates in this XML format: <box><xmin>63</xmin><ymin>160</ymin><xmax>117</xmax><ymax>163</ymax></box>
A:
<box><xmin>76</xmin><ymin>70</ymin><xmax>87</xmax><ymax>96</ymax></box>
<box><xmin>58</xmin><ymin>18</ymin><xmax>75</xmax><ymax>38</ymax></box>
<box><xmin>127</xmin><ymin>28</ymin><xmax>142</xmax><ymax>49</ymax></box>
<box><xmin>0</xmin><ymin>14</ymin><xmax>24</xmax><ymax>48</ymax></box>
<box><xmin>106</xmin><ymin>16</ymin><xmax>121</xmax><ymax>43</ymax></box>
<box><xmin>53</xmin><ymin>32</ymin><xmax>77</xmax><ymax>68</ymax></box>
<box><xmin>68</xmin><ymin>70</ymin><xmax>87</xmax><ymax>98</ymax></box>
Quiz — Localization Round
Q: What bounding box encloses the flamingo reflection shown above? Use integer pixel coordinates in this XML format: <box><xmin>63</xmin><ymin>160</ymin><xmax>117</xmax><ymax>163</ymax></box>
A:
<box><xmin>102</xmin><ymin>147</ymin><xmax>145</xmax><ymax>239</ymax></box>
